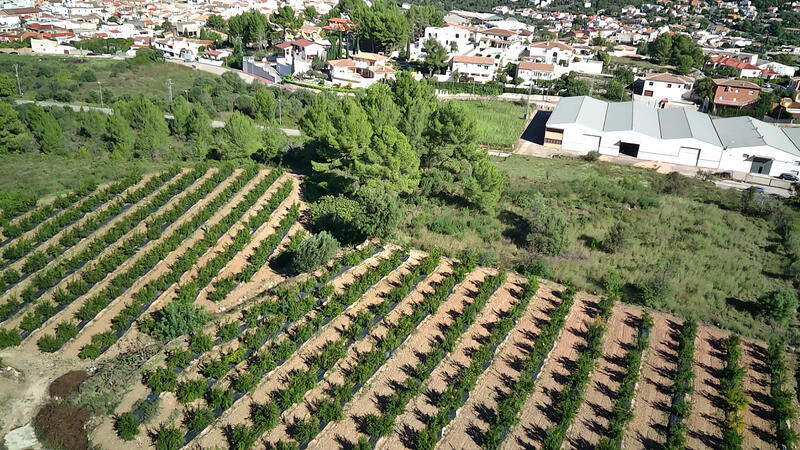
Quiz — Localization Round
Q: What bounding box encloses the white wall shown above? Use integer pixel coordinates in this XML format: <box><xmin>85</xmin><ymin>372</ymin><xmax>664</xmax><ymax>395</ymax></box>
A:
<box><xmin>719</xmin><ymin>145</ymin><xmax>800</xmax><ymax>176</ymax></box>
<box><xmin>638</xmin><ymin>79</ymin><xmax>691</xmax><ymax>101</ymax></box>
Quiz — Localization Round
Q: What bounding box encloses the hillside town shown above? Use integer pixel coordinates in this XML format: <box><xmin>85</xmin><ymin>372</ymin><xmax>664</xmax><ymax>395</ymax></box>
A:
<box><xmin>2</xmin><ymin>0</ymin><xmax>800</xmax><ymax>177</ymax></box>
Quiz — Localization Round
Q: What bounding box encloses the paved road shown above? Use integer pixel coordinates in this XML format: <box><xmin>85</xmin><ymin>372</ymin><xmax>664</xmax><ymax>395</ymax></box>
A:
<box><xmin>17</xmin><ymin>100</ymin><xmax>300</xmax><ymax>136</ymax></box>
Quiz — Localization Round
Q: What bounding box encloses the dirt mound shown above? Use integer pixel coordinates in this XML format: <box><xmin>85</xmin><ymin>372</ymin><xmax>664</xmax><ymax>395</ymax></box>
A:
<box><xmin>33</xmin><ymin>402</ymin><xmax>90</xmax><ymax>450</ymax></box>
<box><xmin>49</xmin><ymin>370</ymin><xmax>88</xmax><ymax>398</ymax></box>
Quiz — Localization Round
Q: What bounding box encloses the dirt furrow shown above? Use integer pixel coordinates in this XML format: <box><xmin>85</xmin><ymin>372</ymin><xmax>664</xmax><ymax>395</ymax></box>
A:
<box><xmin>190</xmin><ymin>247</ymin><xmax>407</xmax><ymax>448</ymax></box>
<box><xmin>564</xmin><ymin>306</ymin><xmax>640</xmax><ymax>448</ymax></box>
<box><xmin>261</xmin><ymin>256</ymin><xmax>452</xmax><ymax>448</ymax></box>
<box><xmin>58</xmin><ymin>170</ymin><xmax>281</xmax><ymax>358</ymax></box>
<box><xmin>88</xmin><ymin>248</ymin><xmax>394</xmax><ymax>450</ymax></box>
<box><xmin>194</xmin><ymin>174</ymin><xmax>302</xmax><ymax>311</ymax></box>
<box><xmin>15</xmin><ymin>168</ymin><xmax>230</xmax><ymax>348</ymax></box>
<box><xmin>621</xmin><ymin>315</ymin><xmax>682</xmax><ymax>449</ymax></box>
<box><xmin>434</xmin><ymin>284</ymin><xmax>561</xmax><ymax>450</ymax></box>
<box><xmin>377</xmin><ymin>272</ymin><xmax>513</xmax><ymax>450</ymax></box>
<box><xmin>685</xmin><ymin>328</ymin><xmax>726</xmax><ymax>449</ymax></box>
<box><xmin>740</xmin><ymin>339</ymin><xmax>775</xmax><ymax>449</ymax></box>
<box><xmin>2</xmin><ymin>168</ymin><xmax>219</xmax><ymax>334</ymax></box>
<box><xmin>0</xmin><ymin>173</ymin><xmax>158</xmax><ymax>287</ymax></box>
<box><xmin>499</xmin><ymin>294</ymin><xmax>597</xmax><ymax>450</ymax></box>
<box><xmin>311</xmin><ymin>266</ymin><xmax>483</xmax><ymax>449</ymax></box>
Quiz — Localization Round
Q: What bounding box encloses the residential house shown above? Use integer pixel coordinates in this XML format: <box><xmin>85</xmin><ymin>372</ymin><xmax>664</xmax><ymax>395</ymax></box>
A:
<box><xmin>713</xmin><ymin>78</ymin><xmax>760</xmax><ymax>108</ymax></box>
<box><xmin>275</xmin><ymin>38</ymin><xmax>326</xmax><ymax>76</ymax></box>
<box><xmin>516</xmin><ymin>61</ymin><xmax>556</xmax><ymax>84</ymax></box>
<box><xmin>633</xmin><ymin>72</ymin><xmax>694</xmax><ymax>105</ymax></box>
<box><xmin>709</xmin><ymin>55</ymin><xmax>766</xmax><ymax>78</ymax></box>
<box><xmin>328</xmin><ymin>52</ymin><xmax>396</xmax><ymax>88</ymax></box>
<box><xmin>528</xmin><ymin>41</ymin><xmax>573</xmax><ymax>66</ymax></box>
<box><xmin>758</xmin><ymin>60</ymin><xmax>796</xmax><ymax>77</ymax></box>
<box><xmin>198</xmin><ymin>48</ymin><xmax>229</xmax><ymax>65</ymax></box>
<box><xmin>451</xmin><ymin>54</ymin><xmax>497</xmax><ymax>83</ymax></box>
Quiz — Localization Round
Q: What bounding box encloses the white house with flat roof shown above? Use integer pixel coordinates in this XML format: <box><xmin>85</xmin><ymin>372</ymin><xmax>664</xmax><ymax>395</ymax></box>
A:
<box><xmin>544</xmin><ymin>96</ymin><xmax>800</xmax><ymax>175</ymax></box>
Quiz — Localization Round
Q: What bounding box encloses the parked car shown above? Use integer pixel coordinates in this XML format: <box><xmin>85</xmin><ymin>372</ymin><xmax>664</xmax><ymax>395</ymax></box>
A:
<box><xmin>755</xmin><ymin>186</ymin><xmax>766</xmax><ymax>193</ymax></box>
<box><xmin>778</xmin><ymin>173</ymin><xmax>799</xmax><ymax>181</ymax></box>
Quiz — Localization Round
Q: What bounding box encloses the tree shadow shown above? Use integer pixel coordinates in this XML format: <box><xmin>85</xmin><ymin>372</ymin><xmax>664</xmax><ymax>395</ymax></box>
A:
<box><xmin>725</xmin><ymin>296</ymin><xmax>760</xmax><ymax>316</ymax></box>
<box><xmin>498</xmin><ymin>210</ymin><xmax>528</xmax><ymax>247</ymax></box>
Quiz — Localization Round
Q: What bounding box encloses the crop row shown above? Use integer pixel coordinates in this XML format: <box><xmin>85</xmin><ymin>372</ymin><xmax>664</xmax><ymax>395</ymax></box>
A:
<box><xmin>765</xmin><ymin>339</ymin><xmax>799</xmax><ymax>448</ymax></box>
<box><xmin>0</xmin><ymin>167</ymin><xmax>201</xmax><ymax>326</ymax></box>
<box><xmin>1</xmin><ymin>174</ymin><xmax>142</xmax><ymax>271</ymax></box>
<box><xmin>541</xmin><ymin>296</ymin><xmax>614</xmax><ymax>450</ymax></box>
<box><xmin>481</xmin><ymin>284</ymin><xmax>577</xmax><ymax>449</ymax></box>
<box><xmin>2</xmin><ymin>182</ymin><xmax>98</xmax><ymax>239</ymax></box>
<box><xmin>0</xmin><ymin>193</ymin><xmax>39</xmax><ymax>227</ymax></box>
<box><xmin>81</xmin><ymin>179</ymin><xmax>295</xmax><ymax>358</ymax></box>
<box><xmin>596</xmin><ymin>313</ymin><xmax>654</xmax><ymax>450</ymax></box>
<box><xmin>35</xmin><ymin>167</ymin><xmax>280</xmax><ymax>354</ymax></box>
<box><xmin>208</xmin><ymin>203</ymin><xmax>301</xmax><ymax>302</ymax></box>
<box><xmin>148</xmin><ymin>250</ymin><xmax>408</xmax><ymax>448</ymax></box>
<box><xmin>0</xmin><ymin>169</ymin><xmax>180</xmax><ymax>297</ymax></box>
<box><xmin>719</xmin><ymin>334</ymin><xmax>748</xmax><ymax>449</ymax></box>
<box><xmin>0</xmin><ymin>166</ymin><xmax>240</xmax><ymax>349</ymax></box>
<box><xmin>259</xmin><ymin>252</ymin><xmax>448</xmax><ymax>449</ymax></box>
<box><xmin>115</xmin><ymin>245</ymin><xmax>383</xmax><ymax>442</ymax></box>
<box><xmin>663</xmin><ymin>318</ymin><xmax>698</xmax><ymax>450</ymax></box>
<box><xmin>413</xmin><ymin>274</ymin><xmax>536</xmax><ymax>450</ymax></box>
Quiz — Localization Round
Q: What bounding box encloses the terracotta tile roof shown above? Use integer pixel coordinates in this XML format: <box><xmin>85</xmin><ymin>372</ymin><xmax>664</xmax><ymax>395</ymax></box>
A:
<box><xmin>328</xmin><ymin>59</ymin><xmax>355</xmax><ymax>67</ymax></box>
<box><xmin>713</xmin><ymin>78</ymin><xmax>761</xmax><ymax>89</ymax></box>
<box><xmin>519</xmin><ymin>61</ymin><xmax>554</xmax><ymax>71</ymax></box>
<box><xmin>453</xmin><ymin>55</ymin><xmax>495</xmax><ymax>65</ymax></box>
<box><xmin>645</xmin><ymin>72</ymin><xmax>694</xmax><ymax>84</ymax></box>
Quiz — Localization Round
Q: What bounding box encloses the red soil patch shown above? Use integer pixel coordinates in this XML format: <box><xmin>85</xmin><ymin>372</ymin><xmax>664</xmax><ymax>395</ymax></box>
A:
<box><xmin>34</xmin><ymin>402</ymin><xmax>90</xmax><ymax>450</ymax></box>
<box><xmin>49</xmin><ymin>370</ymin><xmax>89</xmax><ymax>398</ymax></box>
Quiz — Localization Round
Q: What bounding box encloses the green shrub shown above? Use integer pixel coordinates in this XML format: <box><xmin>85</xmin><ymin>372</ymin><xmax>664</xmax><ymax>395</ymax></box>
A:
<box><xmin>149</xmin><ymin>300</ymin><xmax>210</xmax><ymax>342</ymax></box>
<box><xmin>291</xmin><ymin>231</ymin><xmax>339</xmax><ymax>273</ymax></box>
<box><xmin>177</xmin><ymin>378</ymin><xmax>207</xmax><ymax>403</ymax></box>
<box><xmin>115</xmin><ymin>412</ymin><xmax>140</xmax><ymax>441</ymax></box>
<box><xmin>522</xmin><ymin>193</ymin><xmax>569</xmax><ymax>256</ymax></box>
<box><xmin>146</xmin><ymin>367</ymin><xmax>177</xmax><ymax>393</ymax></box>
<box><xmin>601</xmin><ymin>222</ymin><xmax>628</xmax><ymax>253</ymax></box>
<box><xmin>186</xmin><ymin>406</ymin><xmax>214</xmax><ymax>431</ymax></box>
<box><xmin>155</xmin><ymin>424</ymin><xmax>183</xmax><ymax>450</ymax></box>
<box><xmin>37</xmin><ymin>334</ymin><xmax>61</xmax><ymax>352</ymax></box>
<box><xmin>602</xmin><ymin>270</ymin><xmax>625</xmax><ymax>300</ymax></box>
<box><xmin>759</xmin><ymin>289</ymin><xmax>798</xmax><ymax>324</ymax></box>
<box><xmin>584</xmin><ymin>150</ymin><xmax>600</xmax><ymax>161</ymax></box>
<box><xmin>78</xmin><ymin>344</ymin><xmax>100</xmax><ymax>359</ymax></box>
<box><xmin>637</xmin><ymin>271</ymin><xmax>674</xmax><ymax>308</ymax></box>
<box><xmin>189</xmin><ymin>332</ymin><xmax>213</xmax><ymax>354</ymax></box>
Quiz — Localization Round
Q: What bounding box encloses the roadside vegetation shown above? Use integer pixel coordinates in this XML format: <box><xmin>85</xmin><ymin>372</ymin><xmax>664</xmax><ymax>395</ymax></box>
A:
<box><xmin>458</xmin><ymin>99</ymin><xmax>527</xmax><ymax>149</ymax></box>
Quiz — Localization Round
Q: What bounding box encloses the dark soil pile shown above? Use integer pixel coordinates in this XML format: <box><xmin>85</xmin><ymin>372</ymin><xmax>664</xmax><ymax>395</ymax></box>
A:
<box><xmin>49</xmin><ymin>370</ymin><xmax>88</xmax><ymax>398</ymax></box>
<box><xmin>34</xmin><ymin>402</ymin><xmax>90</xmax><ymax>450</ymax></box>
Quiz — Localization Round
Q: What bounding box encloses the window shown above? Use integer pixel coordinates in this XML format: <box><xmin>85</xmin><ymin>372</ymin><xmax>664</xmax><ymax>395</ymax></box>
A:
<box><xmin>648</xmin><ymin>81</ymin><xmax>653</xmax><ymax>86</ymax></box>
<box><xmin>667</xmin><ymin>83</ymin><xmax>672</xmax><ymax>88</ymax></box>
<box><xmin>749</xmin><ymin>90</ymin><xmax>754</xmax><ymax>95</ymax></box>
<box><xmin>733</xmin><ymin>97</ymin><xmax>737</xmax><ymax>101</ymax></box>
<box><xmin>795</xmin><ymin>161</ymin><xmax>800</xmax><ymax>166</ymax></box>
<box><xmin>735</xmin><ymin>89</ymin><xmax>739</xmax><ymax>93</ymax></box>
<box><xmin>544</xmin><ymin>138</ymin><xmax>562</xmax><ymax>144</ymax></box>
<box><xmin>744</xmin><ymin>154</ymin><xmax>750</xmax><ymax>159</ymax></box>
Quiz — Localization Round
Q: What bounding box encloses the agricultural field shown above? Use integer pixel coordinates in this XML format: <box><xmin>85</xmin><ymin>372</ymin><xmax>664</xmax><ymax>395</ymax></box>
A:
<box><xmin>459</xmin><ymin>100</ymin><xmax>527</xmax><ymax>150</ymax></box>
<box><xmin>0</xmin><ymin>164</ymin><xmax>795</xmax><ymax>449</ymax></box>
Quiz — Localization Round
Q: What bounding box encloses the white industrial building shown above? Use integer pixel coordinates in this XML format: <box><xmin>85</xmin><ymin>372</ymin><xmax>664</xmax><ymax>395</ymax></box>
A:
<box><xmin>544</xmin><ymin>96</ymin><xmax>800</xmax><ymax>176</ymax></box>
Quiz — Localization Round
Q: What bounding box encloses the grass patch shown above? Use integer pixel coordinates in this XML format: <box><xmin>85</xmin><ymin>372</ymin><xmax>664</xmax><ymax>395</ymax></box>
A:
<box><xmin>0</xmin><ymin>54</ymin><xmax>199</xmax><ymax>107</ymax></box>
<box><xmin>0</xmin><ymin>153</ymin><xmax>173</xmax><ymax>200</ymax></box>
<box><xmin>458</xmin><ymin>99</ymin><xmax>527</xmax><ymax>149</ymax></box>
<box><xmin>396</xmin><ymin>153</ymin><xmax>797</xmax><ymax>342</ymax></box>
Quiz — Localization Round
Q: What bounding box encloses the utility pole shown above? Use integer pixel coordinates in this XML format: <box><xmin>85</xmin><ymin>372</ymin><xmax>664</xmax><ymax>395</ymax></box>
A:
<box><xmin>278</xmin><ymin>98</ymin><xmax>282</xmax><ymax>126</ymax></box>
<box><xmin>14</xmin><ymin>64</ymin><xmax>21</xmax><ymax>97</ymax></box>
<box><xmin>524</xmin><ymin>81</ymin><xmax>532</xmax><ymax>119</ymax></box>
<box><xmin>167</xmin><ymin>78</ymin><xmax>174</xmax><ymax>102</ymax></box>
<box><xmin>97</xmin><ymin>81</ymin><xmax>103</xmax><ymax>107</ymax></box>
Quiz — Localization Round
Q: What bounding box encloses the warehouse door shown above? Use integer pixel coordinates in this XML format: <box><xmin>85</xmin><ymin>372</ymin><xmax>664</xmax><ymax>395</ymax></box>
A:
<box><xmin>583</xmin><ymin>134</ymin><xmax>601</xmax><ymax>151</ymax></box>
<box><xmin>619</xmin><ymin>141</ymin><xmax>639</xmax><ymax>157</ymax></box>
<box><xmin>678</xmin><ymin>147</ymin><xmax>701</xmax><ymax>166</ymax></box>
<box><xmin>750</xmin><ymin>157</ymin><xmax>772</xmax><ymax>174</ymax></box>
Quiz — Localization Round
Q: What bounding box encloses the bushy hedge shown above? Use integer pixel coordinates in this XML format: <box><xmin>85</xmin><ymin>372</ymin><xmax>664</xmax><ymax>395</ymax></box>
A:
<box><xmin>664</xmin><ymin>318</ymin><xmax>698</xmax><ymax>449</ymax></box>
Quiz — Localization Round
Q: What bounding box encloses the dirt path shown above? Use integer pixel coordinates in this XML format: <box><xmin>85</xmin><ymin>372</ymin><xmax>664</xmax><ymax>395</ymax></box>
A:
<box><xmin>376</xmin><ymin>271</ymin><xmax>514</xmax><ymax>450</ymax></box>
<box><xmin>194</xmin><ymin>174</ymin><xmax>302</xmax><ymax>312</ymax></box>
<box><xmin>88</xmin><ymin>248</ymin><xmax>392</xmax><ymax>450</ymax></box>
<box><xmin>0</xmin><ymin>173</ymin><xmax>158</xmax><ymax>295</ymax></box>
<box><xmin>315</xmin><ymin>267</ymin><xmax>488</xmax><ymax>450</ymax></box>
<box><xmin>59</xmin><ymin>170</ymin><xmax>278</xmax><ymax>358</ymax></box>
<box><xmin>434</xmin><ymin>284</ymin><xmax>561</xmax><ymax>450</ymax></box>
<box><xmin>685</xmin><ymin>328</ymin><xmax>726</xmax><ymax>449</ymax></box>
<box><xmin>256</xmin><ymin>254</ymin><xmax>429</xmax><ymax>447</ymax></box>
<box><xmin>499</xmin><ymin>294</ymin><xmax>598</xmax><ymax>450</ymax></box>
<box><xmin>740</xmin><ymin>339</ymin><xmax>775</xmax><ymax>448</ymax></box>
<box><xmin>621</xmin><ymin>315</ymin><xmax>682</xmax><ymax>449</ymax></box>
<box><xmin>15</xmin><ymin>168</ymin><xmax>228</xmax><ymax>349</ymax></box>
<box><xmin>564</xmin><ymin>305</ymin><xmax>640</xmax><ymax>448</ymax></box>
<box><xmin>190</xmin><ymin>247</ymin><xmax>404</xmax><ymax>448</ymax></box>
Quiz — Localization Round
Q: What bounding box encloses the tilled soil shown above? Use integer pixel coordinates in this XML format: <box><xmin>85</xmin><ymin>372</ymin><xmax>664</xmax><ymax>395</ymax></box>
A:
<box><xmin>685</xmin><ymin>328</ymin><xmax>726</xmax><ymax>449</ymax></box>
<box><xmin>621</xmin><ymin>315</ymin><xmax>682</xmax><ymax>449</ymax></box>
<box><xmin>563</xmin><ymin>306</ymin><xmax>640</xmax><ymax>448</ymax></box>
<box><xmin>500</xmin><ymin>294</ymin><xmax>598</xmax><ymax>450</ymax></box>
<box><xmin>740</xmin><ymin>339</ymin><xmax>775</xmax><ymax>449</ymax></box>
<box><xmin>434</xmin><ymin>284</ymin><xmax>561</xmax><ymax>450</ymax></box>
